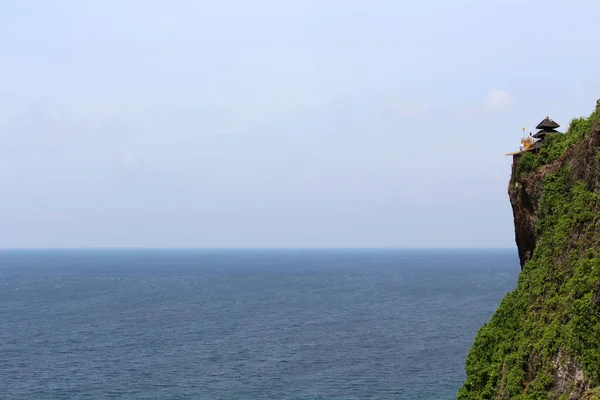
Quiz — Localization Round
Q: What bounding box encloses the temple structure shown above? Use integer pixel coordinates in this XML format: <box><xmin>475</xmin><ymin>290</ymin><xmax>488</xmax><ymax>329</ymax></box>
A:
<box><xmin>506</xmin><ymin>116</ymin><xmax>561</xmax><ymax>157</ymax></box>
<box><xmin>505</xmin><ymin>116</ymin><xmax>561</xmax><ymax>177</ymax></box>
<box><xmin>532</xmin><ymin>116</ymin><xmax>560</xmax><ymax>141</ymax></box>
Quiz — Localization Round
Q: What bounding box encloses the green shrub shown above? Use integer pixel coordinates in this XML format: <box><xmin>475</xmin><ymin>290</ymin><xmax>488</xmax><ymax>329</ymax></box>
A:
<box><xmin>516</xmin><ymin>152</ymin><xmax>536</xmax><ymax>176</ymax></box>
<box><xmin>536</xmin><ymin>133</ymin><xmax>567</xmax><ymax>167</ymax></box>
<box><xmin>514</xmin><ymin>134</ymin><xmax>567</xmax><ymax>178</ymax></box>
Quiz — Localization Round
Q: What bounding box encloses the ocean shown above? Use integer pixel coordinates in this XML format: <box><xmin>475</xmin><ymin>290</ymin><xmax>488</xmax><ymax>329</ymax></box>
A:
<box><xmin>0</xmin><ymin>249</ymin><xmax>519</xmax><ymax>399</ymax></box>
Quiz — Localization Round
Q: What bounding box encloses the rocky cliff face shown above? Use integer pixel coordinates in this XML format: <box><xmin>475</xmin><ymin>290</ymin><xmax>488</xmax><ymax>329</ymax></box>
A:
<box><xmin>458</xmin><ymin>100</ymin><xmax>600</xmax><ymax>400</ymax></box>
<box><xmin>509</xmin><ymin>166</ymin><xmax>541</xmax><ymax>269</ymax></box>
<box><xmin>510</xmin><ymin>122</ymin><xmax>600</xmax><ymax>270</ymax></box>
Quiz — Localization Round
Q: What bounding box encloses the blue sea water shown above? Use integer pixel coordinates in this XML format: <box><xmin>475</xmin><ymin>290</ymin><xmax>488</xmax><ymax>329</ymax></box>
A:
<box><xmin>0</xmin><ymin>249</ymin><xmax>519</xmax><ymax>400</ymax></box>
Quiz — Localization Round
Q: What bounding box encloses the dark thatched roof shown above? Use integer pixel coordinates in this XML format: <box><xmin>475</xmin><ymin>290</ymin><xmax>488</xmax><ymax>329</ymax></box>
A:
<box><xmin>536</xmin><ymin>117</ymin><xmax>560</xmax><ymax>130</ymax></box>
<box><xmin>532</xmin><ymin>129</ymin><xmax>559</xmax><ymax>139</ymax></box>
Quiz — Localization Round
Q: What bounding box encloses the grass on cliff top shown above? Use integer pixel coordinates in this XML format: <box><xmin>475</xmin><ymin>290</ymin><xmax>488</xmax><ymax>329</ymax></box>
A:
<box><xmin>459</xmin><ymin>100</ymin><xmax>600</xmax><ymax>400</ymax></box>
<box><xmin>516</xmin><ymin>99</ymin><xmax>600</xmax><ymax>177</ymax></box>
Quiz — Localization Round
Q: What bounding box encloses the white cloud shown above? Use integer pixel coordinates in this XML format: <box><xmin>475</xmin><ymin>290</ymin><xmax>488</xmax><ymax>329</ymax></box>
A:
<box><xmin>119</xmin><ymin>151</ymin><xmax>136</xmax><ymax>167</ymax></box>
<box><xmin>456</xmin><ymin>89</ymin><xmax>514</xmax><ymax>120</ymax></box>
<box><xmin>483</xmin><ymin>90</ymin><xmax>514</xmax><ymax>111</ymax></box>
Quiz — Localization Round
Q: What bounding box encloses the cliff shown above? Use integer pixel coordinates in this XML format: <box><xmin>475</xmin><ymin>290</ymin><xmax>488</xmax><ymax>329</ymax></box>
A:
<box><xmin>458</xmin><ymin>100</ymin><xmax>600</xmax><ymax>400</ymax></box>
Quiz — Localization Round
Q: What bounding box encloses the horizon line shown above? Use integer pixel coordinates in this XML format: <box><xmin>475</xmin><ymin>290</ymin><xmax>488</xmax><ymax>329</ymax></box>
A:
<box><xmin>0</xmin><ymin>246</ymin><xmax>516</xmax><ymax>251</ymax></box>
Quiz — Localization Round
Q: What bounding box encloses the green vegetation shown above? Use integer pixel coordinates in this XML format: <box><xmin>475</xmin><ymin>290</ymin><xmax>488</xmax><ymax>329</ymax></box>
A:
<box><xmin>459</xmin><ymin>100</ymin><xmax>600</xmax><ymax>399</ymax></box>
<box><xmin>515</xmin><ymin>133</ymin><xmax>566</xmax><ymax>176</ymax></box>
<box><xmin>583</xmin><ymin>387</ymin><xmax>600</xmax><ymax>399</ymax></box>
<box><xmin>459</xmin><ymin>168</ymin><xmax>600</xmax><ymax>399</ymax></box>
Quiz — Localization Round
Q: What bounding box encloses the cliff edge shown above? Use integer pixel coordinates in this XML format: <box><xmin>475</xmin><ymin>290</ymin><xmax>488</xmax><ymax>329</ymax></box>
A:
<box><xmin>458</xmin><ymin>100</ymin><xmax>600</xmax><ymax>400</ymax></box>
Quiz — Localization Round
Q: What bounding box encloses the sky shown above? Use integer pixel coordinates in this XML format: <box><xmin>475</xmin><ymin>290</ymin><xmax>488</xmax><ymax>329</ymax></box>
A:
<box><xmin>0</xmin><ymin>0</ymin><xmax>599</xmax><ymax>248</ymax></box>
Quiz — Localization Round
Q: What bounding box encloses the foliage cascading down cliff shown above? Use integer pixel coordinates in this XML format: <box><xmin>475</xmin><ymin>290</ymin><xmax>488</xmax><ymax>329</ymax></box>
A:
<box><xmin>458</xmin><ymin>100</ymin><xmax>600</xmax><ymax>400</ymax></box>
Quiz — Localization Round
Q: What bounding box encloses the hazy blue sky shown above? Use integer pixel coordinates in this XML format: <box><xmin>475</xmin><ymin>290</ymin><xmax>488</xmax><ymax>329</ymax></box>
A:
<box><xmin>1</xmin><ymin>0</ymin><xmax>599</xmax><ymax>248</ymax></box>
